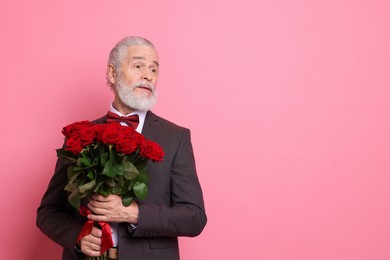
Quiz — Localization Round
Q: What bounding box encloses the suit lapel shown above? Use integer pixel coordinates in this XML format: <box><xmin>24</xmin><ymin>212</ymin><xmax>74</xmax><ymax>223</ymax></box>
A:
<box><xmin>141</xmin><ymin>111</ymin><xmax>160</xmax><ymax>141</ymax></box>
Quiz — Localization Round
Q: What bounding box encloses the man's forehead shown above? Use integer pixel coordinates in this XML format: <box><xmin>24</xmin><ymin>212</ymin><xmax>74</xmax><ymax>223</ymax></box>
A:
<box><xmin>127</xmin><ymin>46</ymin><xmax>159</xmax><ymax>64</ymax></box>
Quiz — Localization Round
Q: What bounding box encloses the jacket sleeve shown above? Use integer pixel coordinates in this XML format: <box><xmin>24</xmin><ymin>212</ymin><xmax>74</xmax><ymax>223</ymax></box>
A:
<box><xmin>36</xmin><ymin>158</ymin><xmax>85</xmax><ymax>259</ymax></box>
<box><xmin>133</xmin><ymin>129</ymin><xmax>207</xmax><ymax>237</ymax></box>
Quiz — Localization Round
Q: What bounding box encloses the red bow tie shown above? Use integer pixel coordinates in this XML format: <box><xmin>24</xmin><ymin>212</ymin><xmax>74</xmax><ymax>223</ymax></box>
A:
<box><xmin>106</xmin><ymin>111</ymin><xmax>139</xmax><ymax>129</ymax></box>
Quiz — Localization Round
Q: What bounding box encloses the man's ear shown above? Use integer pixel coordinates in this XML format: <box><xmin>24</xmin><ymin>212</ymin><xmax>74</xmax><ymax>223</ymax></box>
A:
<box><xmin>107</xmin><ymin>64</ymin><xmax>117</xmax><ymax>85</ymax></box>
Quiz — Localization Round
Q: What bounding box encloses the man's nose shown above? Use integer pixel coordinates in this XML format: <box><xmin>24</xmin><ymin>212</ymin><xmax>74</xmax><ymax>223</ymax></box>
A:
<box><xmin>142</xmin><ymin>69</ymin><xmax>152</xmax><ymax>81</ymax></box>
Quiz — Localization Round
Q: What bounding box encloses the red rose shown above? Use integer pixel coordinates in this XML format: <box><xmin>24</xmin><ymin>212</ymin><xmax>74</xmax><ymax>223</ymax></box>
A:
<box><xmin>122</xmin><ymin>126</ymin><xmax>135</xmax><ymax>138</ymax></box>
<box><xmin>130</xmin><ymin>131</ymin><xmax>146</xmax><ymax>146</ymax></box>
<box><xmin>65</xmin><ymin>135</ymin><xmax>84</xmax><ymax>154</ymax></box>
<box><xmin>62</xmin><ymin>121</ymin><xmax>92</xmax><ymax>138</ymax></box>
<box><xmin>92</xmin><ymin>124</ymin><xmax>107</xmax><ymax>142</ymax></box>
<box><xmin>76</xmin><ymin>125</ymin><xmax>96</xmax><ymax>146</ymax></box>
<box><xmin>101</xmin><ymin>123</ymin><xmax>124</xmax><ymax>145</ymax></box>
<box><xmin>116</xmin><ymin>139</ymin><xmax>138</xmax><ymax>154</ymax></box>
<box><xmin>140</xmin><ymin>140</ymin><xmax>164</xmax><ymax>162</ymax></box>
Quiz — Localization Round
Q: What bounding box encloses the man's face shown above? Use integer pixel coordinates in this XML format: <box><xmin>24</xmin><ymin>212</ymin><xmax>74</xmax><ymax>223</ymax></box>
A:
<box><xmin>110</xmin><ymin>45</ymin><xmax>159</xmax><ymax>112</ymax></box>
<box><xmin>119</xmin><ymin>45</ymin><xmax>159</xmax><ymax>98</ymax></box>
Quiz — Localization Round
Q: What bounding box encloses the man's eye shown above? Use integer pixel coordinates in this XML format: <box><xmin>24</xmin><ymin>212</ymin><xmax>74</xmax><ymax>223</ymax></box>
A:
<box><xmin>134</xmin><ymin>64</ymin><xmax>143</xmax><ymax>69</ymax></box>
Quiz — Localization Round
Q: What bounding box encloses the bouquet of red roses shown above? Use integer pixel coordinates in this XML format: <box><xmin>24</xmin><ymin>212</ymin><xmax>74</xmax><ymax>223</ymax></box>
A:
<box><xmin>56</xmin><ymin>120</ymin><xmax>164</xmax><ymax>259</ymax></box>
<box><xmin>57</xmin><ymin>120</ymin><xmax>164</xmax><ymax>209</ymax></box>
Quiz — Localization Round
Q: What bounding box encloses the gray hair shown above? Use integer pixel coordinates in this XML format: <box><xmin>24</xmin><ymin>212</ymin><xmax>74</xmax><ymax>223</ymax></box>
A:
<box><xmin>107</xmin><ymin>36</ymin><xmax>156</xmax><ymax>87</ymax></box>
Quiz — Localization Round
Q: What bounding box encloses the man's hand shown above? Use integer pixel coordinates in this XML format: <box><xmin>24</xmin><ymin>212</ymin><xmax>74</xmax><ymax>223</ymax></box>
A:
<box><xmin>80</xmin><ymin>226</ymin><xmax>103</xmax><ymax>257</ymax></box>
<box><xmin>87</xmin><ymin>194</ymin><xmax>139</xmax><ymax>224</ymax></box>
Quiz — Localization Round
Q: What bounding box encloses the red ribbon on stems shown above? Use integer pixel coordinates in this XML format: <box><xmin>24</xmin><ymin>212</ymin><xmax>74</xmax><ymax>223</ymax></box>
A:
<box><xmin>76</xmin><ymin>206</ymin><xmax>114</xmax><ymax>255</ymax></box>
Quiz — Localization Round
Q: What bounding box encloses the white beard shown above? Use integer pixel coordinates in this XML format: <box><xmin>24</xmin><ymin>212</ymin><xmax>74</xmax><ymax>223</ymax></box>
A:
<box><xmin>115</xmin><ymin>77</ymin><xmax>158</xmax><ymax>112</ymax></box>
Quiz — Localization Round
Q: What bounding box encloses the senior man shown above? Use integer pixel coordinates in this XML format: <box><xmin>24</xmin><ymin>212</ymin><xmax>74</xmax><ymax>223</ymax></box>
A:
<box><xmin>37</xmin><ymin>36</ymin><xmax>207</xmax><ymax>260</ymax></box>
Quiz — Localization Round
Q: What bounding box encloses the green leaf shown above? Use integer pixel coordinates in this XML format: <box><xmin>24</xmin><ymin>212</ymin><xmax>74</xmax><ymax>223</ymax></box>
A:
<box><xmin>68</xmin><ymin>189</ymin><xmax>82</xmax><ymax>209</ymax></box>
<box><xmin>94</xmin><ymin>181</ymin><xmax>104</xmax><ymax>193</ymax></box>
<box><xmin>102</xmin><ymin>161</ymin><xmax>115</xmax><ymax>177</ymax></box>
<box><xmin>112</xmin><ymin>163</ymin><xmax>124</xmax><ymax>176</ymax></box>
<box><xmin>127</xmin><ymin>180</ymin><xmax>135</xmax><ymax>191</ymax></box>
<box><xmin>79</xmin><ymin>180</ymin><xmax>96</xmax><ymax>193</ymax></box>
<box><xmin>106</xmin><ymin>178</ymin><xmax>116</xmax><ymax>187</ymax></box>
<box><xmin>87</xmin><ymin>170</ymin><xmax>95</xmax><ymax>180</ymax></box>
<box><xmin>79</xmin><ymin>157</ymin><xmax>92</xmax><ymax>167</ymax></box>
<box><xmin>98</xmin><ymin>190</ymin><xmax>110</xmax><ymax>196</ymax></box>
<box><xmin>100</xmin><ymin>152</ymin><xmax>109</xmax><ymax>167</ymax></box>
<box><xmin>136</xmin><ymin>159</ymin><xmax>148</xmax><ymax>172</ymax></box>
<box><xmin>135</xmin><ymin>172</ymin><xmax>149</xmax><ymax>184</ymax></box>
<box><xmin>116</xmin><ymin>175</ymin><xmax>124</xmax><ymax>187</ymax></box>
<box><xmin>133</xmin><ymin>182</ymin><xmax>148</xmax><ymax>199</ymax></box>
<box><xmin>112</xmin><ymin>186</ymin><xmax>123</xmax><ymax>194</ymax></box>
<box><xmin>67</xmin><ymin>169</ymin><xmax>81</xmax><ymax>184</ymax></box>
<box><xmin>71</xmin><ymin>166</ymin><xmax>83</xmax><ymax>171</ymax></box>
<box><xmin>102</xmin><ymin>161</ymin><xmax>123</xmax><ymax>178</ymax></box>
<box><xmin>64</xmin><ymin>182</ymin><xmax>77</xmax><ymax>192</ymax></box>
<box><xmin>123</xmin><ymin>161</ymin><xmax>139</xmax><ymax>180</ymax></box>
<box><xmin>80</xmin><ymin>192</ymin><xmax>90</xmax><ymax>199</ymax></box>
<box><xmin>121</xmin><ymin>194</ymin><xmax>134</xmax><ymax>207</ymax></box>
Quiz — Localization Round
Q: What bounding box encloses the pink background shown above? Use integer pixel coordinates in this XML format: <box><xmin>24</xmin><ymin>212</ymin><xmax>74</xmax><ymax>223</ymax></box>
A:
<box><xmin>1</xmin><ymin>0</ymin><xmax>389</xmax><ymax>259</ymax></box>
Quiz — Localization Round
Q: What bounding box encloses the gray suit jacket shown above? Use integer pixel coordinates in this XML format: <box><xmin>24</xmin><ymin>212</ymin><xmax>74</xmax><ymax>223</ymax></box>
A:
<box><xmin>37</xmin><ymin>111</ymin><xmax>207</xmax><ymax>260</ymax></box>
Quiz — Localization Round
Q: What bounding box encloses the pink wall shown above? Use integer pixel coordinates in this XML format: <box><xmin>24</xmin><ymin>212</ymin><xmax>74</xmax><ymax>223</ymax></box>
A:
<box><xmin>1</xmin><ymin>0</ymin><xmax>389</xmax><ymax>259</ymax></box>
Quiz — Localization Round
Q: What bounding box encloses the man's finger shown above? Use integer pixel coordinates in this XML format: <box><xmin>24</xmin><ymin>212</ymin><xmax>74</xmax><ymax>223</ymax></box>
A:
<box><xmin>88</xmin><ymin>214</ymin><xmax>109</xmax><ymax>222</ymax></box>
<box><xmin>90</xmin><ymin>227</ymin><xmax>103</xmax><ymax>237</ymax></box>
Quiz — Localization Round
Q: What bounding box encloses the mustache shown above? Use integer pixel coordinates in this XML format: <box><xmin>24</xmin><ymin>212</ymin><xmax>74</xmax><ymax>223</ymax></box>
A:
<box><xmin>131</xmin><ymin>81</ymin><xmax>155</xmax><ymax>92</ymax></box>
